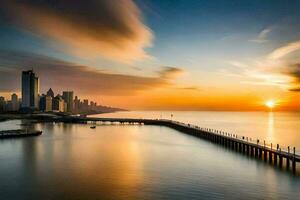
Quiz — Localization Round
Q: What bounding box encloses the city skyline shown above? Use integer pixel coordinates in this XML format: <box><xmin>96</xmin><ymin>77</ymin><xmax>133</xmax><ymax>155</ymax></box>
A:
<box><xmin>0</xmin><ymin>69</ymin><xmax>122</xmax><ymax>114</ymax></box>
<box><xmin>1</xmin><ymin>1</ymin><xmax>300</xmax><ymax>111</ymax></box>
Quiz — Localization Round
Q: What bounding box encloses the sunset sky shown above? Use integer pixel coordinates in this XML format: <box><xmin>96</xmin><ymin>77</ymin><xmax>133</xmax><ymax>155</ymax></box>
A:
<box><xmin>1</xmin><ymin>0</ymin><xmax>300</xmax><ymax>111</ymax></box>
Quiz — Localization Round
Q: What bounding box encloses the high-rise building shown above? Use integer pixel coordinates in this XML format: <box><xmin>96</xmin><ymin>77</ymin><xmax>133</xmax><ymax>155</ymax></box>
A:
<box><xmin>39</xmin><ymin>94</ymin><xmax>46</xmax><ymax>111</ymax></box>
<box><xmin>83</xmin><ymin>99</ymin><xmax>89</xmax><ymax>112</ymax></box>
<box><xmin>11</xmin><ymin>93</ymin><xmax>19</xmax><ymax>111</ymax></box>
<box><xmin>62</xmin><ymin>91</ymin><xmax>74</xmax><ymax>113</ymax></box>
<box><xmin>0</xmin><ymin>96</ymin><xmax>5</xmax><ymax>112</ymax></box>
<box><xmin>90</xmin><ymin>101</ymin><xmax>97</xmax><ymax>110</ymax></box>
<box><xmin>74</xmin><ymin>96</ymin><xmax>80</xmax><ymax>113</ymax></box>
<box><xmin>5</xmin><ymin>101</ymin><xmax>12</xmax><ymax>111</ymax></box>
<box><xmin>45</xmin><ymin>96</ymin><xmax>52</xmax><ymax>112</ymax></box>
<box><xmin>53</xmin><ymin>95</ymin><xmax>65</xmax><ymax>112</ymax></box>
<box><xmin>90</xmin><ymin>101</ymin><xmax>94</xmax><ymax>110</ymax></box>
<box><xmin>22</xmin><ymin>70</ymin><xmax>39</xmax><ymax>109</ymax></box>
<box><xmin>63</xmin><ymin>102</ymin><xmax>68</xmax><ymax>113</ymax></box>
<box><xmin>46</xmin><ymin>88</ymin><xmax>54</xmax><ymax>98</ymax></box>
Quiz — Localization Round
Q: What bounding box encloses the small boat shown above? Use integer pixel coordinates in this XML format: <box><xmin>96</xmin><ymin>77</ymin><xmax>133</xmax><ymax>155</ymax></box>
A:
<box><xmin>90</xmin><ymin>126</ymin><xmax>96</xmax><ymax>129</ymax></box>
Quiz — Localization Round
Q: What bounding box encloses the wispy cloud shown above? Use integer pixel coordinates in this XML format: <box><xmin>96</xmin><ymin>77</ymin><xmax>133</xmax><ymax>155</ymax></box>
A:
<box><xmin>280</xmin><ymin>63</ymin><xmax>300</xmax><ymax>92</ymax></box>
<box><xmin>176</xmin><ymin>86</ymin><xmax>201</xmax><ymax>91</ymax></box>
<box><xmin>224</xmin><ymin>55</ymin><xmax>292</xmax><ymax>89</ymax></box>
<box><xmin>249</xmin><ymin>28</ymin><xmax>272</xmax><ymax>43</ymax></box>
<box><xmin>159</xmin><ymin>66</ymin><xmax>184</xmax><ymax>79</ymax></box>
<box><xmin>268</xmin><ymin>40</ymin><xmax>300</xmax><ymax>60</ymax></box>
<box><xmin>225</xmin><ymin>38</ymin><xmax>300</xmax><ymax>91</ymax></box>
<box><xmin>1</xmin><ymin>0</ymin><xmax>153</xmax><ymax>63</ymax></box>
<box><xmin>226</xmin><ymin>61</ymin><xmax>249</xmax><ymax>69</ymax></box>
<box><xmin>223</xmin><ymin>61</ymin><xmax>291</xmax><ymax>88</ymax></box>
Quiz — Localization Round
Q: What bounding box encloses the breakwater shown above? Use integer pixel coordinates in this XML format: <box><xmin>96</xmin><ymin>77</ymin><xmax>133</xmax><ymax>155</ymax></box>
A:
<box><xmin>0</xmin><ymin>129</ymin><xmax>42</xmax><ymax>138</ymax></box>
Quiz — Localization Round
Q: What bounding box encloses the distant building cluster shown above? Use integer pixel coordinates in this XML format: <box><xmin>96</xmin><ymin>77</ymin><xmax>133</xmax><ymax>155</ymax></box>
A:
<box><xmin>0</xmin><ymin>93</ymin><xmax>20</xmax><ymax>112</ymax></box>
<box><xmin>0</xmin><ymin>70</ymin><xmax>109</xmax><ymax>114</ymax></box>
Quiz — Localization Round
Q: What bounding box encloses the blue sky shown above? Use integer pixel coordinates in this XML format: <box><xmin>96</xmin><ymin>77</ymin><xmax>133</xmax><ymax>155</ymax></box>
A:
<box><xmin>139</xmin><ymin>0</ymin><xmax>300</xmax><ymax>66</ymax></box>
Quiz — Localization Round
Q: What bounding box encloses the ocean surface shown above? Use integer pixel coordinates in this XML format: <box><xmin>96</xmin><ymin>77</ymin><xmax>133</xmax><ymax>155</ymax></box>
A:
<box><xmin>0</xmin><ymin>111</ymin><xmax>299</xmax><ymax>199</ymax></box>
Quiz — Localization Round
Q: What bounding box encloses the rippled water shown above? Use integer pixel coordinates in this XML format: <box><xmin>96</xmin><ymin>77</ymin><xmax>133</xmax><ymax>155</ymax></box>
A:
<box><xmin>0</xmin><ymin>118</ymin><xmax>299</xmax><ymax>199</ymax></box>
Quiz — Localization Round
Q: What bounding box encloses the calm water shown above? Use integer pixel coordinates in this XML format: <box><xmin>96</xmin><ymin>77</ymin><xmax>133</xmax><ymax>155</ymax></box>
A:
<box><xmin>95</xmin><ymin>111</ymin><xmax>300</xmax><ymax>153</ymax></box>
<box><xmin>0</xmin><ymin>116</ymin><xmax>299</xmax><ymax>199</ymax></box>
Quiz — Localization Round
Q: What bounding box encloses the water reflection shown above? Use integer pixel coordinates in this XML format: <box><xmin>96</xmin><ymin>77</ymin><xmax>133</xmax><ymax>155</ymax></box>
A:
<box><xmin>0</xmin><ymin>120</ymin><xmax>299</xmax><ymax>199</ymax></box>
<box><xmin>21</xmin><ymin>136</ymin><xmax>38</xmax><ymax>185</ymax></box>
<box><xmin>267</xmin><ymin>112</ymin><xmax>274</xmax><ymax>142</ymax></box>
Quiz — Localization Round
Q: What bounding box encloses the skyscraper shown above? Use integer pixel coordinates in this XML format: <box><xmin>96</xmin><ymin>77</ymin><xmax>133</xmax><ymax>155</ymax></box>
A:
<box><xmin>53</xmin><ymin>95</ymin><xmax>65</xmax><ymax>112</ymax></box>
<box><xmin>83</xmin><ymin>99</ymin><xmax>89</xmax><ymax>112</ymax></box>
<box><xmin>11</xmin><ymin>93</ymin><xmax>19</xmax><ymax>111</ymax></box>
<box><xmin>22</xmin><ymin>70</ymin><xmax>39</xmax><ymax>109</ymax></box>
<box><xmin>0</xmin><ymin>96</ymin><xmax>5</xmax><ymax>112</ymax></box>
<box><xmin>74</xmin><ymin>96</ymin><xmax>80</xmax><ymax>113</ymax></box>
<box><xmin>39</xmin><ymin>94</ymin><xmax>46</xmax><ymax>111</ymax></box>
<box><xmin>45</xmin><ymin>96</ymin><xmax>52</xmax><ymax>112</ymax></box>
<box><xmin>46</xmin><ymin>88</ymin><xmax>54</xmax><ymax>98</ymax></box>
<box><xmin>62</xmin><ymin>91</ymin><xmax>74</xmax><ymax>113</ymax></box>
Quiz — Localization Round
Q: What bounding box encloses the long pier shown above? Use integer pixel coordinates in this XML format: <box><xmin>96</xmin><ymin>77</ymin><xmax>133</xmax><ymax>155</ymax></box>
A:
<box><xmin>61</xmin><ymin>116</ymin><xmax>300</xmax><ymax>174</ymax></box>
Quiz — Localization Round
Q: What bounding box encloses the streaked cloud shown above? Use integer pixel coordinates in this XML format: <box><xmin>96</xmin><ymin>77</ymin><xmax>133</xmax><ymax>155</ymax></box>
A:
<box><xmin>159</xmin><ymin>66</ymin><xmax>184</xmax><ymax>79</ymax></box>
<box><xmin>281</xmin><ymin>63</ymin><xmax>300</xmax><ymax>92</ymax></box>
<box><xmin>1</xmin><ymin>0</ymin><xmax>153</xmax><ymax>63</ymax></box>
<box><xmin>177</xmin><ymin>87</ymin><xmax>201</xmax><ymax>91</ymax></box>
<box><xmin>224</xmin><ymin>36</ymin><xmax>300</xmax><ymax>92</ymax></box>
<box><xmin>268</xmin><ymin>40</ymin><xmax>300</xmax><ymax>60</ymax></box>
<box><xmin>0</xmin><ymin>50</ymin><xmax>182</xmax><ymax>96</ymax></box>
<box><xmin>226</xmin><ymin>61</ymin><xmax>249</xmax><ymax>69</ymax></box>
<box><xmin>289</xmin><ymin>88</ymin><xmax>300</xmax><ymax>92</ymax></box>
<box><xmin>250</xmin><ymin>28</ymin><xmax>271</xmax><ymax>43</ymax></box>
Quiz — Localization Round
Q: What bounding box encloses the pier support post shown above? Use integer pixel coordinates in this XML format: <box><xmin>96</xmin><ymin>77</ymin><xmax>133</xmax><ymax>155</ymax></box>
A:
<box><xmin>269</xmin><ymin>143</ymin><xmax>273</xmax><ymax>163</ymax></box>
<box><xmin>264</xmin><ymin>150</ymin><xmax>267</xmax><ymax>161</ymax></box>
<box><xmin>292</xmin><ymin>147</ymin><xmax>296</xmax><ymax>174</ymax></box>
<box><xmin>240</xmin><ymin>143</ymin><xmax>243</xmax><ymax>152</ymax></box>
<box><xmin>255</xmin><ymin>140</ymin><xmax>259</xmax><ymax>157</ymax></box>
<box><xmin>263</xmin><ymin>141</ymin><xmax>267</xmax><ymax>161</ymax></box>
<box><xmin>279</xmin><ymin>149</ymin><xmax>283</xmax><ymax>168</ymax></box>
<box><xmin>287</xmin><ymin>146</ymin><xmax>290</xmax><ymax>170</ymax></box>
<box><xmin>250</xmin><ymin>146</ymin><xmax>254</xmax><ymax>156</ymax></box>
<box><xmin>259</xmin><ymin>148</ymin><xmax>262</xmax><ymax>159</ymax></box>
<box><xmin>255</xmin><ymin>147</ymin><xmax>258</xmax><ymax>157</ymax></box>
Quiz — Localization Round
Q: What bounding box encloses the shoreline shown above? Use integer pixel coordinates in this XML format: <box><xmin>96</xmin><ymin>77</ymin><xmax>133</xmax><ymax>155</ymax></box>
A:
<box><xmin>0</xmin><ymin>111</ymin><xmax>119</xmax><ymax>122</ymax></box>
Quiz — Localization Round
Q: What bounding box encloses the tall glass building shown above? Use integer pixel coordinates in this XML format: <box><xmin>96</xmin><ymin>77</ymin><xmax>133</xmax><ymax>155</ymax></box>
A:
<box><xmin>21</xmin><ymin>70</ymin><xmax>39</xmax><ymax>109</ymax></box>
<box><xmin>62</xmin><ymin>91</ymin><xmax>74</xmax><ymax>113</ymax></box>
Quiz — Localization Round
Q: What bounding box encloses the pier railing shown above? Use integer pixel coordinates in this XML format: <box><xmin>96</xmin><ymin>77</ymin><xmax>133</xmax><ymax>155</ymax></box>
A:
<box><xmin>166</xmin><ymin>119</ymin><xmax>300</xmax><ymax>155</ymax></box>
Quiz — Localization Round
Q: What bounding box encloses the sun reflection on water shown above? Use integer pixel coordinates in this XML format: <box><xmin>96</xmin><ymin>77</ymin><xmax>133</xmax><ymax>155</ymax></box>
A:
<box><xmin>267</xmin><ymin>112</ymin><xmax>274</xmax><ymax>142</ymax></box>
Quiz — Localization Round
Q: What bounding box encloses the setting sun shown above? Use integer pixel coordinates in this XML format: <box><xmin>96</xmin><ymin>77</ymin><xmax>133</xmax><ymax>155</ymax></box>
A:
<box><xmin>265</xmin><ymin>100</ymin><xmax>276</xmax><ymax>109</ymax></box>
